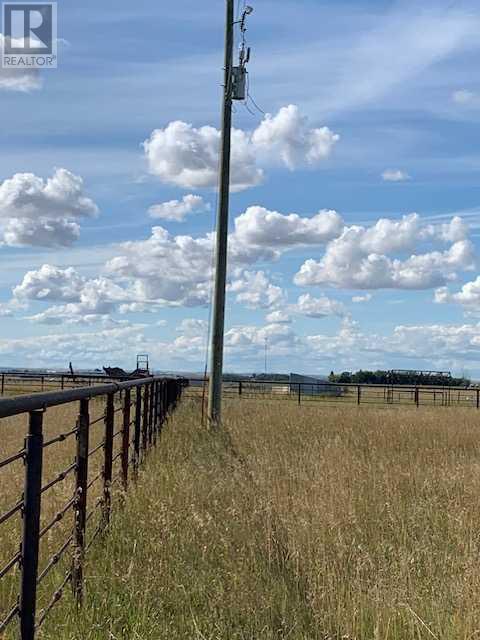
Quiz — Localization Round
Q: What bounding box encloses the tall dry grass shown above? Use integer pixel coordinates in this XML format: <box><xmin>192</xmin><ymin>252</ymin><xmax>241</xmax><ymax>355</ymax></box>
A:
<box><xmin>2</xmin><ymin>397</ymin><xmax>480</xmax><ymax>638</ymax></box>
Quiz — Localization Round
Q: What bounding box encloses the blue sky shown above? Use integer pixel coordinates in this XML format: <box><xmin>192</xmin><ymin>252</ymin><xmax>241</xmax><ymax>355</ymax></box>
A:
<box><xmin>1</xmin><ymin>0</ymin><xmax>480</xmax><ymax>376</ymax></box>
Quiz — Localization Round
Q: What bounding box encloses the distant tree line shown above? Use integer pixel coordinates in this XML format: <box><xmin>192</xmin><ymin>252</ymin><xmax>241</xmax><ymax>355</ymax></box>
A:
<box><xmin>328</xmin><ymin>370</ymin><xmax>470</xmax><ymax>387</ymax></box>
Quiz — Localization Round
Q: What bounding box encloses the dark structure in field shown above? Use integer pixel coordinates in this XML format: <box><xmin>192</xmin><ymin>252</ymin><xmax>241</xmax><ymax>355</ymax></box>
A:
<box><xmin>103</xmin><ymin>354</ymin><xmax>151</xmax><ymax>380</ymax></box>
<box><xmin>289</xmin><ymin>373</ymin><xmax>342</xmax><ymax>396</ymax></box>
<box><xmin>103</xmin><ymin>367</ymin><xmax>150</xmax><ymax>380</ymax></box>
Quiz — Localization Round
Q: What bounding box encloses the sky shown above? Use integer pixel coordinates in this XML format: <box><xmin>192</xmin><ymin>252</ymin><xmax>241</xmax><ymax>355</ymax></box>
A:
<box><xmin>1</xmin><ymin>0</ymin><xmax>480</xmax><ymax>377</ymax></box>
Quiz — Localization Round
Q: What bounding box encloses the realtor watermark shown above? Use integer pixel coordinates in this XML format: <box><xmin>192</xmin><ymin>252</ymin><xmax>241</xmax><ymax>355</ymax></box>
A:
<box><xmin>2</xmin><ymin>2</ymin><xmax>57</xmax><ymax>68</ymax></box>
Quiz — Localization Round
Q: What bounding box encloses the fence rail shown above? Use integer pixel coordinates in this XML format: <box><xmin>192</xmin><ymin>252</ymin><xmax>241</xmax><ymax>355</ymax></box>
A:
<box><xmin>186</xmin><ymin>378</ymin><xmax>480</xmax><ymax>409</ymax></box>
<box><xmin>0</xmin><ymin>371</ymin><xmax>146</xmax><ymax>397</ymax></box>
<box><xmin>0</xmin><ymin>376</ymin><xmax>184</xmax><ymax>640</ymax></box>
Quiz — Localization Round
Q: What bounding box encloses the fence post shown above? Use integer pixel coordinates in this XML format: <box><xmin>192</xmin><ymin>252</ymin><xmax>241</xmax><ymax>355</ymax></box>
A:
<box><xmin>151</xmin><ymin>382</ymin><xmax>156</xmax><ymax>441</ymax></box>
<box><xmin>102</xmin><ymin>393</ymin><xmax>114</xmax><ymax>529</ymax></box>
<box><xmin>61</xmin><ymin>375</ymin><xmax>64</xmax><ymax>390</ymax></box>
<box><xmin>72</xmin><ymin>399</ymin><xmax>89</xmax><ymax>604</ymax></box>
<box><xmin>142</xmin><ymin>383</ymin><xmax>149</xmax><ymax>458</ymax></box>
<box><xmin>133</xmin><ymin>386</ymin><xmax>142</xmax><ymax>478</ymax></box>
<box><xmin>20</xmin><ymin>410</ymin><xmax>44</xmax><ymax>640</ymax></box>
<box><xmin>477</xmin><ymin>389</ymin><xmax>479</xmax><ymax>410</ymax></box>
<box><xmin>159</xmin><ymin>381</ymin><xmax>166</xmax><ymax>433</ymax></box>
<box><xmin>153</xmin><ymin>382</ymin><xmax>160</xmax><ymax>444</ymax></box>
<box><xmin>415</xmin><ymin>387</ymin><xmax>419</xmax><ymax>408</ymax></box>
<box><xmin>1</xmin><ymin>373</ymin><xmax>4</xmax><ymax>395</ymax></box>
<box><xmin>357</xmin><ymin>385</ymin><xmax>361</xmax><ymax>406</ymax></box>
<box><xmin>155</xmin><ymin>381</ymin><xmax>161</xmax><ymax>433</ymax></box>
<box><xmin>239</xmin><ymin>381</ymin><xmax>242</xmax><ymax>397</ymax></box>
<box><xmin>121</xmin><ymin>389</ymin><xmax>131</xmax><ymax>491</ymax></box>
<box><xmin>298</xmin><ymin>384</ymin><xmax>301</xmax><ymax>406</ymax></box>
<box><xmin>148</xmin><ymin>382</ymin><xmax>155</xmax><ymax>446</ymax></box>
<box><xmin>163</xmin><ymin>380</ymin><xmax>169</xmax><ymax>422</ymax></box>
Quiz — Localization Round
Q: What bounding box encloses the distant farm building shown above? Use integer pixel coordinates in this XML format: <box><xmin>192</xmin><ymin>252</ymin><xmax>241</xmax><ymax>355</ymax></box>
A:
<box><xmin>289</xmin><ymin>373</ymin><xmax>342</xmax><ymax>396</ymax></box>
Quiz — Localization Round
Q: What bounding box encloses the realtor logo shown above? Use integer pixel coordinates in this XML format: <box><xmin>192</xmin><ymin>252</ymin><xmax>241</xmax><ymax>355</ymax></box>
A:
<box><xmin>2</xmin><ymin>2</ymin><xmax>57</xmax><ymax>68</ymax></box>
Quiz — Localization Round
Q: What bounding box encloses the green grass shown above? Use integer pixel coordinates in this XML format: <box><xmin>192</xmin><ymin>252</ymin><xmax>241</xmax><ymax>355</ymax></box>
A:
<box><xmin>4</xmin><ymin>398</ymin><xmax>480</xmax><ymax>638</ymax></box>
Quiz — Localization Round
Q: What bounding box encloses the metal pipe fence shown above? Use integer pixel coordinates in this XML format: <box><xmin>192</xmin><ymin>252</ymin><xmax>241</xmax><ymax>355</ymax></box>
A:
<box><xmin>0</xmin><ymin>371</ymin><xmax>138</xmax><ymax>397</ymax></box>
<box><xmin>0</xmin><ymin>376</ymin><xmax>184</xmax><ymax>640</ymax></box>
<box><xmin>185</xmin><ymin>378</ymin><xmax>480</xmax><ymax>409</ymax></box>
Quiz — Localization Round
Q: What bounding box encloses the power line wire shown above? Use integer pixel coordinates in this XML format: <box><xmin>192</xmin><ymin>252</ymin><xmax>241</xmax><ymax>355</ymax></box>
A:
<box><xmin>246</xmin><ymin>72</ymin><xmax>266</xmax><ymax>115</ymax></box>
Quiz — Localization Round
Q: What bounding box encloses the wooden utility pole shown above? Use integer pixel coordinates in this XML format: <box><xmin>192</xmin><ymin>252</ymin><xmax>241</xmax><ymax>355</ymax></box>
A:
<box><xmin>208</xmin><ymin>2</ymin><xmax>253</xmax><ymax>427</ymax></box>
<box><xmin>207</xmin><ymin>0</ymin><xmax>235</xmax><ymax>427</ymax></box>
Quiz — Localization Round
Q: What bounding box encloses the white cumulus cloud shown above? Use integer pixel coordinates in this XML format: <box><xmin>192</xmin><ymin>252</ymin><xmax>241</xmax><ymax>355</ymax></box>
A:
<box><xmin>295</xmin><ymin>214</ymin><xmax>474</xmax><ymax>291</ymax></box>
<box><xmin>102</xmin><ymin>206</ymin><xmax>345</xmax><ymax>311</ymax></box>
<box><xmin>251</xmin><ymin>105</ymin><xmax>339</xmax><ymax>170</ymax></box>
<box><xmin>0</xmin><ymin>325</ymin><xmax>149</xmax><ymax>367</ymax></box>
<box><xmin>0</xmin><ymin>169</ymin><xmax>98</xmax><ymax>247</ymax></box>
<box><xmin>106</xmin><ymin>226</ymin><xmax>214</xmax><ymax>308</ymax></box>
<box><xmin>177</xmin><ymin>318</ymin><xmax>208</xmax><ymax>336</ymax></box>
<box><xmin>290</xmin><ymin>293</ymin><xmax>346</xmax><ymax>318</ymax></box>
<box><xmin>265</xmin><ymin>309</ymin><xmax>291</xmax><ymax>324</ymax></box>
<box><xmin>435</xmin><ymin>276</ymin><xmax>480</xmax><ymax>314</ymax></box>
<box><xmin>13</xmin><ymin>264</ymin><xmax>132</xmax><ymax>324</ymax></box>
<box><xmin>143</xmin><ymin>121</ymin><xmax>263</xmax><ymax>191</ymax></box>
<box><xmin>14</xmin><ymin>264</ymin><xmax>87</xmax><ymax>302</ymax></box>
<box><xmin>229</xmin><ymin>270</ymin><xmax>286</xmax><ymax>310</ymax></box>
<box><xmin>230</xmin><ymin>206</ymin><xmax>343</xmax><ymax>261</ymax></box>
<box><xmin>143</xmin><ymin>105</ymin><xmax>339</xmax><ymax>191</ymax></box>
<box><xmin>148</xmin><ymin>194</ymin><xmax>210</xmax><ymax>222</ymax></box>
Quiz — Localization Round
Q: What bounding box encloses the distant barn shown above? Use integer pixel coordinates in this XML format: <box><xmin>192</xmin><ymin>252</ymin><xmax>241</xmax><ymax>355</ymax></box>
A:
<box><xmin>289</xmin><ymin>373</ymin><xmax>342</xmax><ymax>397</ymax></box>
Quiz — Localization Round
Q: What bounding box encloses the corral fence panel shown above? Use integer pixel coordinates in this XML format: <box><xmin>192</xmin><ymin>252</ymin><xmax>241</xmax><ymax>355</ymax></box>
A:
<box><xmin>0</xmin><ymin>376</ymin><xmax>185</xmax><ymax>639</ymax></box>
<box><xmin>186</xmin><ymin>378</ymin><xmax>480</xmax><ymax>409</ymax></box>
<box><xmin>0</xmin><ymin>372</ymin><xmax>135</xmax><ymax>397</ymax></box>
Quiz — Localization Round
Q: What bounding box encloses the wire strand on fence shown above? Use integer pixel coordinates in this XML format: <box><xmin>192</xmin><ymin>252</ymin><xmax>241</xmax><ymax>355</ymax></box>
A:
<box><xmin>0</xmin><ymin>603</ymin><xmax>20</xmax><ymax>633</ymax></box>
<box><xmin>41</xmin><ymin>463</ymin><xmax>77</xmax><ymax>496</ymax></box>
<box><xmin>0</xmin><ymin>497</ymin><xmax>24</xmax><ymax>526</ymax></box>
<box><xmin>37</xmin><ymin>536</ymin><xmax>73</xmax><ymax>585</ymax></box>
<box><xmin>89</xmin><ymin>414</ymin><xmax>106</xmax><ymax>427</ymax></box>
<box><xmin>0</xmin><ymin>448</ymin><xmax>25</xmax><ymax>470</ymax></box>
<box><xmin>85</xmin><ymin>524</ymin><xmax>103</xmax><ymax>553</ymax></box>
<box><xmin>85</xmin><ymin>497</ymin><xmax>103</xmax><ymax>524</ymax></box>
<box><xmin>35</xmin><ymin>569</ymin><xmax>72</xmax><ymax>629</ymax></box>
<box><xmin>0</xmin><ymin>550</ymin><xmax>21</xmax><ymax>580</ymax></box>
<box><xmin>88</xmin><ymin>440</ymin><xmax>105</xmax><ymax>458</ymax></box>
<box><xmin>43</xmin><ymin>427</ymin><xmax>78</xmax><ymax>449</ymax></box>
<box><xmin>39</xmin><ymin>496</ymin><xmax>75</xmax><ymax>541</ymax></box>
<box><xmin>86</xmin><ymin>470</ymin><xmax>103</xmax><ymax>491</ymax></box>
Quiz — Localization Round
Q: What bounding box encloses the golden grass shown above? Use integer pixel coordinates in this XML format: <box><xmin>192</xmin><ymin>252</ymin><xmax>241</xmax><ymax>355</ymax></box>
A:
<box><xmin>2</xmin><ymin>397</ymin><xmax>480</xmax><ymax>638</ymax></box>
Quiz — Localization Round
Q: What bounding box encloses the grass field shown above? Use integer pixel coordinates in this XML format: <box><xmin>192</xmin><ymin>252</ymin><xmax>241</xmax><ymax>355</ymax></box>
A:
<box><xmin>2</xmin><ymin>398</ymin><xmax>480</xmax><ymax>638</ymax></box>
